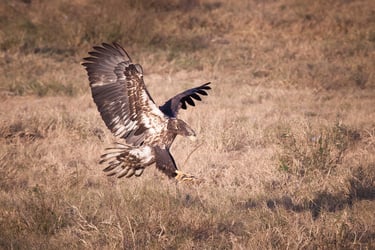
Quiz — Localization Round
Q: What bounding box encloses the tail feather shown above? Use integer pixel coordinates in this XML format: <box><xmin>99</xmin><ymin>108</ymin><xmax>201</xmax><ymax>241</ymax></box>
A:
<box><xmin>135</xmin><ymin>168</ymin><xmax>144</xmax><ymax>177</ymax></box>
<box><xmin>100</xmin><ymin>150</ymin><xmax>128</xmax><ymax>164</ymax></box>
<box><xmin>118</xmin><ymin>167</ymin><xmax>135</xmax><ymax>178</ymax></box>
<box><xmin>103</xmin><ymin>162</ymin><xmax>121</xmax><ymax>172</ymax></box>
<box><xmin>117</xmin><ymin>166</ymin><xmax>132</xmax><ymax>178</ymax></box>
<box><xmin>99</xmin><ymin>143</ymin><xmax>155</xmax><ymax>178</ymax></box>
<box><xmin>107</xmin><ymin>171</ymin><xmax>118</xmax><ymax>177</ymax></box>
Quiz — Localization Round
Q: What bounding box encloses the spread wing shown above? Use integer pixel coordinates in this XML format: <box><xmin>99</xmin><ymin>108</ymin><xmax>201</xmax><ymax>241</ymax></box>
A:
<box><xmin>159</xmin><ymin>82</ymin><xmax>211</xmax><ymax>117</ymax></box>
<box><xmin>82</xmin><ymin>43</ymin><xmax>166</xmax><ymax>146</ymax></box>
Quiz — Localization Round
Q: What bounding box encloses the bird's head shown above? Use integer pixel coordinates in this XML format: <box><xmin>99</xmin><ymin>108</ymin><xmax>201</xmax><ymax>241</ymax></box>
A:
<box><xmin>168</xmin><ymin>119</ymin><xmax>196</xmax><ymax>141</ymax></box>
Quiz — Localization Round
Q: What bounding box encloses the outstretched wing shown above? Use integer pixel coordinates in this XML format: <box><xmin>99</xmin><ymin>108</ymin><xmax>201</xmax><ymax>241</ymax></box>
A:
<box><xmin>159</xmin><ymin>82</ymin><xmax>211</xmax><ymax>117</ymax></box>
<box><xmin>82</xmin><ymin>43</ymin><xmax>165</xmax><ymax>146</ymax></box>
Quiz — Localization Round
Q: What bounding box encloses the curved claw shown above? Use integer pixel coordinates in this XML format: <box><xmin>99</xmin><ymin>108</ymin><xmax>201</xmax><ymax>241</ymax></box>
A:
<box><xmin>175</xmin><ymin>170</ymin><xmax>197</xmax><ymax>182</ymax></box>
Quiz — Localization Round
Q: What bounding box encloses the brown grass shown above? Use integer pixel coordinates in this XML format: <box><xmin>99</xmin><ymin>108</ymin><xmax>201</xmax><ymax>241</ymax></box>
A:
<box><xmin>0</xmin><ymin>0</ymin><xmax>374</xmax><ymax>249</ymax></box>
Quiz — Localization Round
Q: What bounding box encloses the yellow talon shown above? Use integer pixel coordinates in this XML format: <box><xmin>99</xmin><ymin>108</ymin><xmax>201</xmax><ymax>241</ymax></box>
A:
<box><xmin>175</xmin><ymin>170</ymin><xmax>197</xmax><ymax>182</ymax></box>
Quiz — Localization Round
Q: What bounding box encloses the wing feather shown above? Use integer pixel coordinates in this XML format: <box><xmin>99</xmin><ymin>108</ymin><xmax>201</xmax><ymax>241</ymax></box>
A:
<box><xmin>185</xmin><ymin>97</ymin><xmax>195</xmax><ymax>106</ymax></box>
<box><xmin>190</xmin><ymin>93</ymin><xmax>201</xmax><ymax>101</ymax></box>
<box><xmin>159</xmin><ymin>82</ymin><xmax>211</xmax><ymax>117</ymax></box>
<box><xmin>154</xmin><ymin>146</ymin><xmax>178</xmax><ymax>178</ymax></box>
<box><xmin>82</xmin><ymin>43</ymin><xmax>165</xmax><ymax>146</ymax></box>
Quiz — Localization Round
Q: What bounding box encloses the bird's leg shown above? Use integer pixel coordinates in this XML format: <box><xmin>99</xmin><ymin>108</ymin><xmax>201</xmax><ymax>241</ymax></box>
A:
<box><xmin>175</xmin><ymin>170</ymin><xmax>197</xmax><ymax>182</ymax></box>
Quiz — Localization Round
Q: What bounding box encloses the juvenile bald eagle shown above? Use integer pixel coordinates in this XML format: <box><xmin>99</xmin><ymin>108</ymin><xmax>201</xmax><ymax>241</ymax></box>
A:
<box><xmin>82</xmin><ymin>43</ymin><xmax>211</xmax><ymax>181</ymax></box>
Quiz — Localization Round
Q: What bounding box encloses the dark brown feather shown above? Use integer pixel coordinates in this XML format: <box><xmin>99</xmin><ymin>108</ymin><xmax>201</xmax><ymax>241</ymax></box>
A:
<box><xmin>154</xmin><ymin>146</ymin><xmax>178</xmax><ymax>178</ymax></box>
<box><xmin>159</xmin><ymin>82</ymin><xmax>211</xmax><ymax>117</ymax></box>
<box><xmin>82</xmin><ymin>43</ymin><xmax>164</xmax><ymax>146</ymax></box>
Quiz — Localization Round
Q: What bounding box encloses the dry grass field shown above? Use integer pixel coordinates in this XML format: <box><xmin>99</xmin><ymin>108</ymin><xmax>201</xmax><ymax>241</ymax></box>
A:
<box><xmin>1</xmin><ymin>0</ymin><xmax>374</xmax><ymax>249</ymax></box>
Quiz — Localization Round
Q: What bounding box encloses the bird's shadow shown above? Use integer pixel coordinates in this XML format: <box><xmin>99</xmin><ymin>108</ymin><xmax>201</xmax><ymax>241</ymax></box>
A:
<box><xmin>238</xmin><ymin>169</ymin><xmax>375</xmax><ymax>220</ymax></box>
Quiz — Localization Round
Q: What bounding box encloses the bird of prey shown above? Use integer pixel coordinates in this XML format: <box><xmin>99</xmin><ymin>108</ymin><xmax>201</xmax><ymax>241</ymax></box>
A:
<box><xmin>82</xmin><ymin>43</ymin><xmax>211</xmax><ymax>181</ymax></box>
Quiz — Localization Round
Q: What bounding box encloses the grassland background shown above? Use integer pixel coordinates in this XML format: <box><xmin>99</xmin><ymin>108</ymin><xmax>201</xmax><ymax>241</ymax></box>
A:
<box><xmin>0</xmin><ymin>0</ymin><xmax>374</xmax><ymax>249</ymax></box>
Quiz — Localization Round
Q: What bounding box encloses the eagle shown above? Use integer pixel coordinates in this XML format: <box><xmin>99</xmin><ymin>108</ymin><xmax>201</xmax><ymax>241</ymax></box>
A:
<box><xmin>82</xmin><ymin>43</ymin><xmax>211</xmax><ymax>182</ymax></box>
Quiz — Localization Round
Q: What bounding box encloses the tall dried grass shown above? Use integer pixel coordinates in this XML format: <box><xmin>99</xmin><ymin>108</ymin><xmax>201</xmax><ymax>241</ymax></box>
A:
<box><xmin>0</xmin><ymin>0</ymin><xmax>374</xmax><ymax>249</ymax></box>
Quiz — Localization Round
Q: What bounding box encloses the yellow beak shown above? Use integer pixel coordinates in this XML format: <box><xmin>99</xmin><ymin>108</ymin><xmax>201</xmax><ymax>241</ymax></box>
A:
<box><xmin>188</xmin><ymin>135</ymin><xmax>197</xmax><ymax>141</ymax></box>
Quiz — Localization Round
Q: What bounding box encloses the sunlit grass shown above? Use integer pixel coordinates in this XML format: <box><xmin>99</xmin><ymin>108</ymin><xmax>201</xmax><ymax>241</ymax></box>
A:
<box><xmin>0</xmin><ymin>0</ymin><xmax>374</xmax><ymax>249</ymax></box>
